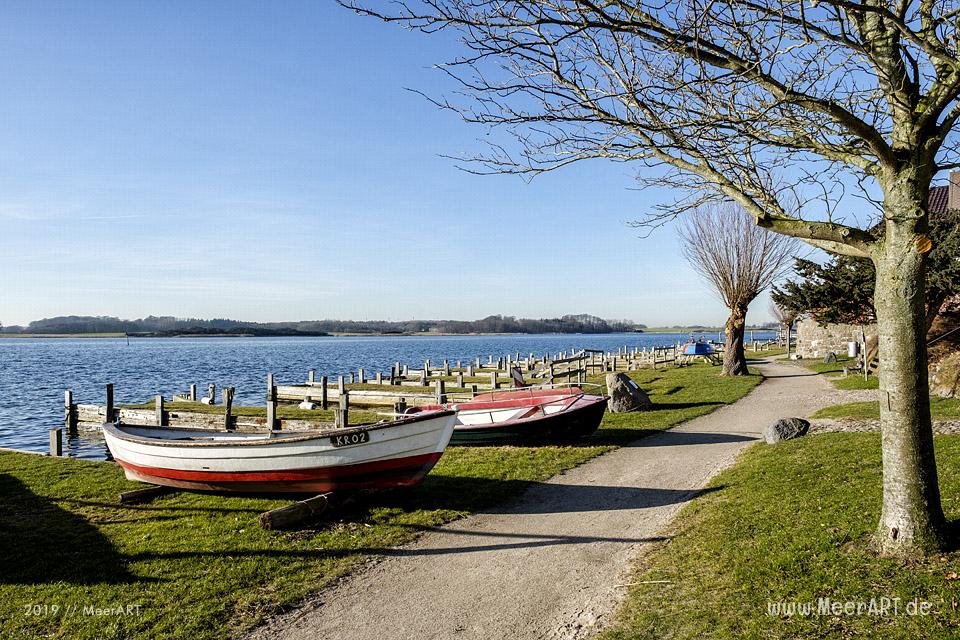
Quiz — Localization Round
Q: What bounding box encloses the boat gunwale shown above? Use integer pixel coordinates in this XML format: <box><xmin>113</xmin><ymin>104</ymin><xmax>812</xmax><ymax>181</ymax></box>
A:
<box><xmin>451</xmin><ymin>394</ymin><xmax>608</xmax><ymax>432</ymax></box>
<box><xmin>102</xmin><ymin>409</ymin><xmax>456</xmax><ymax>448</ymax></box>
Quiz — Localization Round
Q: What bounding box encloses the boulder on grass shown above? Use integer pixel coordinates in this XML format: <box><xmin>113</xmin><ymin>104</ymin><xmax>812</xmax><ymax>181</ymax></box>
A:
<box><xmin>764</xmin><ymin>417</ymin><xmax>810</xmax><ymax>444</ymax></box>
<box><xmin>605</xmin><ymin>373</ymin><xmax>653</xmax><ymax>413</ymax></box>
<box><xmin>823</xmin><ymin>352</ymin><xmax>838</xmax><ymax>364</ymax></box>
<box><xmin>932</xmin><ymin>352</ymin><xmax>960</xmax><ymax>398</ymax></box>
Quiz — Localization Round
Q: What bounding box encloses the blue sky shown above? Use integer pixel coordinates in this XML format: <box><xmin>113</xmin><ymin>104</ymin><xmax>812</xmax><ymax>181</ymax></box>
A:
<box><xmin>0</xmin><ymin>1</ymin><xmax>777</xmax><ymax>327</ymax></box>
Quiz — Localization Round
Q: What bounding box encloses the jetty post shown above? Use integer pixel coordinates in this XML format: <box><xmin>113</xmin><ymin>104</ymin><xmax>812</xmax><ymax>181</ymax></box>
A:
<box><xmin>223</xmin><ymin>387</ymin><xmax>235</xmax><ymax>430</ymax></box>
<box><xmin>320</xmin><ymin>376</ymin><xmax>328</xmax><ymax>409</ymax></box>
<box><xmin>267</xmin><ymin>373</ymin><xmax>278</xmax><ymax>431</ymax></box>
<box><xmin>155</xmin><ymin>395</ymin><xmax>165</xmax><ymax>426</ymax></box>
<box><xmin>189</xmin><ymin>383</ymin><xmax>197</xmax><ymax>402</ymax></box>
<box><xmin>435</xmin><ymin>379</ymin><xmax>447</xmax><ymax>404</ymax></box>
<box><xmin>49</xmin><ymin>428</ymin><xmax>62</xmax><ymax>457</ymax></box>
<box><xmin>64</xmin><ymin>390</ymin><xmax>77</xmax><ymax>435</ymax></box>
<box><xmin>105</xmin><ymin>384</ymin><xmax>114</xmax><ymax>423</ymax></box>
<box><xmin>337</xmin><ymin>393</ymin><xmax>349</xmax><ymax>428</ymax></box>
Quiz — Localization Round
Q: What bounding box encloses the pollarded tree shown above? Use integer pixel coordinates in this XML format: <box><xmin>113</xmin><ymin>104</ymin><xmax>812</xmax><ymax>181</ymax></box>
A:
<box><xmin>679</xmin><ymin>205</ymin><xmax>798</xmax><ymax>375</ymax></box>
<box><xmin>348</xmin><ymin>0</ymin><xmax>960</xmax><ymax>556</ymax></box>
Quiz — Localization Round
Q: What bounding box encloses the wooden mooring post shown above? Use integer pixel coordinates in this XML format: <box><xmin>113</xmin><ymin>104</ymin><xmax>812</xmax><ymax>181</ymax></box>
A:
<box><xmin>49</xmin><ymin>428</ymin><xmax>62</xmax><ymax>457</ymax></box>
<box><xmin>267</xmin><ymin>373</ymin><xmax>279</xmax><ymax>431</ymax></box>
<box><xmin>223</xmin><ymin>387</ymin><xmax>235</xmax><ymax>430</ymax></box>
<box><xmin>64</xmin><ymin>390</ymin><xmax>77</xmax><ymax>435</ymax></box>
<box><xmin>320</xmin><ymin>376</ymin><xmax>328</xmax><ymax>410</ymax></box>
<box><xmin>189</xmin><ymin>383</ymin><xmax>197</xmax><ymax>402</ymax></box>
<box><xmin>435</xmin><ymin>379</ymin><xmax>447</xmax><ymax>404</ymax></box>
<box><xmin>105</xmin><ymin>383</ymin><xmax>114</xmax><ymax>423</ymax></box>
<box><xmin>336</xmin><ymin>393</ymin><xmax>349</xmax><ymax>428</ymax></box>
<box><xmin>155</xmin><ymin>395</ymin><xmax>165</xmax><ymax>426</ymax></box>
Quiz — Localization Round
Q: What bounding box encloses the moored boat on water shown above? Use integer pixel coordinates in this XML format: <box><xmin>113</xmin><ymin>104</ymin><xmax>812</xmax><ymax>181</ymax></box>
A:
<box><xmin>102</xmin><ymin>409</ymin><xmax>457</xmax><ymax>493</ymax></box>
<box><xmin>405</xmin><ymin>386</ymin><xmax>608</xmax><ymax>445</ymax></box>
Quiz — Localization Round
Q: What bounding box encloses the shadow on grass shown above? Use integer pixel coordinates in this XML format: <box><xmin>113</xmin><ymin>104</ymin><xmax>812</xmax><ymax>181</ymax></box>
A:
<box><xmin>130</xmin><ymin>527</ymin><xmax>674</xmax><ymax>562</ymax></box>
<box><xmin>361</xmin><ymin>475</ymin><xmax>727</xmax><ymax>519</ymax></box>
<box><xmin>0</xmin><ymin>474</ymin><xmax>136</xmax><ymax>585</ymax></box>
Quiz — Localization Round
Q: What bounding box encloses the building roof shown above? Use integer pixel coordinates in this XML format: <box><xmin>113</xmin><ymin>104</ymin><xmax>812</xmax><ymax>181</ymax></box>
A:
<box><xmin>930</xmin><ymin>184</ymin><xmax>949</xmax><ymax>214</ymax></box>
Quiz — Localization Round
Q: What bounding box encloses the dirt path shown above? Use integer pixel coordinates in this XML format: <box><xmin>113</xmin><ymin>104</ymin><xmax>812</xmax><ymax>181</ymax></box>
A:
<box><xmin>247</xmin><ymin>359</ymin><xmax>842</xmax><ymax>640</ymax></box>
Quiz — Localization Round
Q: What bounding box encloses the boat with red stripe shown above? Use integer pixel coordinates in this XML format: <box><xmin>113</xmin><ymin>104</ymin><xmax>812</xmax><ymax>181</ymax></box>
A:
<box><xmin>405</xmin><ymin>385</ymin><xmax>608</xmax><ymax>445</ymax></box>
<box><xmin>102</xmin><ymin>409</ymin><xmax>456</xmax><ymax>493</ymax></box>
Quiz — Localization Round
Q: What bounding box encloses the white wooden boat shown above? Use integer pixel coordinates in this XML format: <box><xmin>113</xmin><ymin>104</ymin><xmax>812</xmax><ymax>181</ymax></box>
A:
<box><xmin>102</xmin><ymin>409</ymin><xmax>456</xmax><ymax>493</ymax></box>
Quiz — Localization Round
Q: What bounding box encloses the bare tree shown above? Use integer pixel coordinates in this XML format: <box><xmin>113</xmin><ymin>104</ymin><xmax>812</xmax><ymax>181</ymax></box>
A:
<box><xmin>679</xmin><ymin>205</ymin><xmax>798</xmax><ymax>375</ymax></box>
<box><xmin>769</xmin><ymin>302</ymin><xmax>800</xmax><ymax>358</ymax></box>
<box><xmin>347</xmin><ymin>0</ymin><xmax>960</xmax><ymax>555</ymax></box>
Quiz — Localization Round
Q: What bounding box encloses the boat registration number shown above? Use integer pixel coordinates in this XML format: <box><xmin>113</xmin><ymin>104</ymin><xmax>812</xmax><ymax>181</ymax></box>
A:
<box><xmin>331</xmin><ymin>431</ymin><xmax>370</xmax><ymax>447</ymax></box>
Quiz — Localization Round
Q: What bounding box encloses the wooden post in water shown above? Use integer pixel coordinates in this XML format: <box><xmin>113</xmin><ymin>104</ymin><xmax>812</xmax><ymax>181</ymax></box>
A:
<box><xmin>155</xmin><ymin>395</ymin><xmax>165</xmax><ymax>426</ymax></box>
<box><xmin>375</xmin><ymin>371</ymin><xmax>382</xmax><ymax>384</ymax></box>
<box><xmin>308</xmin><ymin>370</ymin><xmax>315</xmax><ymax>384</ymax></box>
<box><xmin>320</xmin><ymin>376</ymin><xmax>328</xmax><ymax>409</ymax></box>
<box><xmin>64</xmin><ymin>390</ymin><xmax>77</xmax><ymax>435</ymax></box>
<box><xmin>49</xmin><ymin>428</ymin><xmax>62</xmax><ymax>457</ymax></box>
<box><xmin>224</xmin><ymin>387</ymin><xmax>235</xmax><ymax>430</ymax></box>
<box><xmin>338</xmin><ymin>376</ymin><xmax>345</xmax><ymax>396</ymax></box>
<box><xmin>358</xmin><ymin>368</ymin><xmax>365</xmax><ymax>384</ymax></box>
<box><xmin>105</xmin><ymin>384</ymin><xmax>114</xmax><ymax>423</ymax></box>
<box><xmin>349</xmin><ymin>372</ymin><xmax>355</xmax><ymax>384</ymax></box>
<box><xmin>208</xmin><ymin>383</ymin><xmax>217</xmax><ymax>404</ymax></box>
<box><xmin>189</xmin><ymin>383</ymin><xmax>197</xmax><ymax>402</ymax></box>
<box><xmin>443</xmin><ymin>360</ymin><xmax>449</xmax><ymax>376</ymax></box>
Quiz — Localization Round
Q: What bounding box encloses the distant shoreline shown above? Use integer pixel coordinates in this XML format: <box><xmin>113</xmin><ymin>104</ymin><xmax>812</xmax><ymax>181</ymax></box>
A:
<box><xmin>0</xmin><ymin>328</ymin><xmax>776</xmax><ymax>339</ymax></box>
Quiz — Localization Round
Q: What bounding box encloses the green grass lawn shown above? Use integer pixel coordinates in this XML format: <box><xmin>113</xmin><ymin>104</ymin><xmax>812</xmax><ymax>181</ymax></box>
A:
<box><xmin>799</xmin><ymin>355</ymin><xmax>880</xmax><ymax>390</ymax></box>
<box><xmin>598</xmin><ymin>434</ymin><xmax>960</xmax><ymax>640</ymax></box>
<box><xmin>0</xmin><ymin>362</ymin><xmax>761</xmax><ymax>640</ymax></box>
<box><xmin>814</xmin><ymin>397</ymin><xmax>960</xmax><ymax>421</ymax></box>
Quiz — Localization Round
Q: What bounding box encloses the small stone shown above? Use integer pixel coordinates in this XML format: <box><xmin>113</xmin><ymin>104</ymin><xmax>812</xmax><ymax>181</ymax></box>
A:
<box><xmin>605</xmin><ymin>373</ymin><xmax>652</xmax><ymax>413</ymax></box>
<box><xmin>823</xmin><ymin>352</ymin><xmax>838</xmax><ymax>363</ymax></box>
<box><xmin>298</xmin><ymin>400</ymin><xmax>317</xmax><ymax>410</ymax></box>
<box><xmin>764</xmin><ymin>417</ymin><xmax>811</xmax><ymax>444</ymax></box>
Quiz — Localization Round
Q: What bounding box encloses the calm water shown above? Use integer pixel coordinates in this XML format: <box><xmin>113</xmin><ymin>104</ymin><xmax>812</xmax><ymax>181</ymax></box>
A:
<box><xmin>0</xmin><ymin>332</ymin><xmax>772</xmax><ymax>459</ymax></box>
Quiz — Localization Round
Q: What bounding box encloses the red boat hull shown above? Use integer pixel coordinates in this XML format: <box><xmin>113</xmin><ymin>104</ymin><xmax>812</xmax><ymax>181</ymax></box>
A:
<box><xmin>115</xmin><ymin>452</ymin><xmax>443</xmax><ymax>493</ymax></box>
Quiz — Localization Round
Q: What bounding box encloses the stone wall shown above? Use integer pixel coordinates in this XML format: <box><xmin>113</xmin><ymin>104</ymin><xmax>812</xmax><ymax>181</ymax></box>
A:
<box><xmin>794</xmin><ymin>319</ymin><xmax>877</xmax><ymax>359</ymax></box>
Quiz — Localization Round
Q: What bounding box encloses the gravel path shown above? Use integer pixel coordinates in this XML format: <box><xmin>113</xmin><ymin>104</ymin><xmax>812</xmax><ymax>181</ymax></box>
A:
<box><xmin>246</xmin><ymin>359</ymin><xmax>844</xmax><ymax>640</ymax></box>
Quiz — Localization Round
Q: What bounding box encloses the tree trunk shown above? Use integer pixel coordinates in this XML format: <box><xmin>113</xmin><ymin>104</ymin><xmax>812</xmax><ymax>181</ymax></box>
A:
<box><xmin>722</xmin><ymin>306</ymin><xmax>749</xmax><ymax>376</ymax></box>
<box><xmin>785</xmin><ymin>323</ymin><xmax>791</xmax><ymax>357</ymax></box>
<box><xmin>872</xmin><ymin>202</ymin><xmax>945</xmax><ymax>555</ymax></box>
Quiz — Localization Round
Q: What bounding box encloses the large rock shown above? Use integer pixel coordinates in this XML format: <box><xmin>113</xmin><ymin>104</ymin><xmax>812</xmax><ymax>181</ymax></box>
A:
<box><xmin>764</xmin><ymin>417</ymin><xmax>810</xmax><ymax>444</ymax></box>
<box><xmin>823</xmin><ymin>352</ymin><xmax>838</xmax><ymax>363</ymax></box>
<box><xmin>605</xmin><ymin>373</ymin><xmax>653</xmax><ymax>413</ymax></box>
<box><xmin>932</xmin><ymin>352</ymin><xmax>960</xmax><ymax>398</ymax></box>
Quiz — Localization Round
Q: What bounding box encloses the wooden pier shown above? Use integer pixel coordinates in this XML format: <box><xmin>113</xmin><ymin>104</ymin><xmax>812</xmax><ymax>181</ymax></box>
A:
<box><xmin>59</xmin><ymin>341</ymin><xmax>777</xmax><ymax>439</ymax></box>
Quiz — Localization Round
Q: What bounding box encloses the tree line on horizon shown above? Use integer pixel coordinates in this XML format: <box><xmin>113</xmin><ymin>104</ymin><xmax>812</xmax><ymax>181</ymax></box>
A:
<box><xmin>0</xmin><ymin>313</ymin><xmax>643</xmax><ymax>335</ymax></box>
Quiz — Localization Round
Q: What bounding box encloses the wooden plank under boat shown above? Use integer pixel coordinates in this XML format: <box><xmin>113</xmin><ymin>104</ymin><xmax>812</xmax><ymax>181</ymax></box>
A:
<box><xmin>407</xmin><ymin>387</ymin><xmax>608</xmax><ymax>445</ymax></box>
<box><xmin>102</xmin><ymin>409</ymin><xmax>457</xmax><ymax>493</ymax></box>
